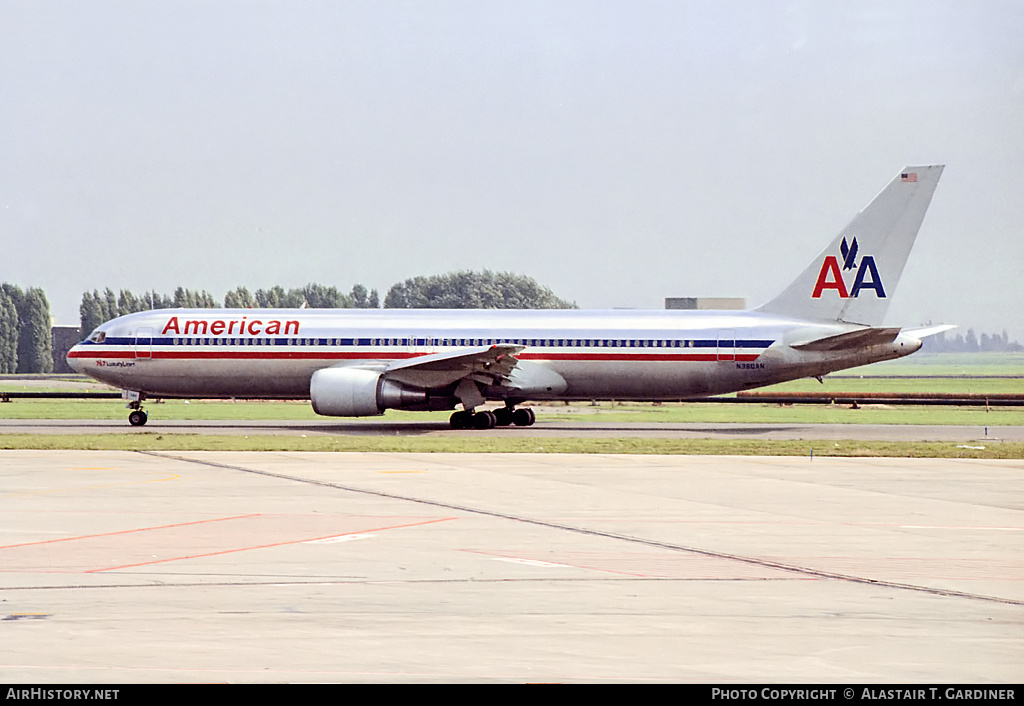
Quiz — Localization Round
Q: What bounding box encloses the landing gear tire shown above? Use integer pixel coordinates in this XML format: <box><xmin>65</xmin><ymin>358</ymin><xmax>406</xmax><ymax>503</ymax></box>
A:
<box><xmin>449</xmin><ymin>410</ymin><xmax>472</xmax><ymax>429</ymax></box>
<box><xmin>128</xmin><ymin>410</ymin><xmax>148</xmax><ymax>427</ymax></box>
<box><xmin>451</xmin><ymin>408</ymin><xmax>531</xmax><ymax>430</ymax></box>
<box><xmin>492</xmin><ymin>407</ymin><xmax>514</xmax><ymax>427</ymax></box>
<box><xmin>472</xmin><ymin>410</ymin><xmax>497</xmax><ymax>430</ymax></box>
<box><xmin>512</xmin><ymin>408</ymin><xmax>536</xmax><ymax>427</ymax></box>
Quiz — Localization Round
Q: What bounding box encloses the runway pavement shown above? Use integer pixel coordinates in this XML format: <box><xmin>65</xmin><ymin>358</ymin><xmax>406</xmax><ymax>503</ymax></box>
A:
<box><xmin>2</xmin><ymin>417</ymin><xmax>1023</xmax><ymax>442</ymax></box>
<box><xmin>1</xmin><ymin>450</ymin><xmax>1021</xmax><ymax>682</ymax></box>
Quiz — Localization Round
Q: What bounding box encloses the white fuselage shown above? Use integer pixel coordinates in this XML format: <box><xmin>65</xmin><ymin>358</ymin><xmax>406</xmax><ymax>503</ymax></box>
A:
<box><xmin>65</xmin><ymin>166</ymin><xmax>943</xmax><ymax>422</ymax></box>
<box><xmin>67</xmin><ymin>308</ymin><xmax>921</xmax><ymax>404</ymax></box>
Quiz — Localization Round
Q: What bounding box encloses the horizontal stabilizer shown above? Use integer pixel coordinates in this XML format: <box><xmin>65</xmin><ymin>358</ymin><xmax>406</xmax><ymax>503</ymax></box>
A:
<box><xmin>791</xmin><ymin>327</ymin><xmax>901</xmax><ymax>352</ymax></box>
<box><xmin>902</xmin><ymin>324</ymin><xmax>957</xmax><ymax>339</ymax></box>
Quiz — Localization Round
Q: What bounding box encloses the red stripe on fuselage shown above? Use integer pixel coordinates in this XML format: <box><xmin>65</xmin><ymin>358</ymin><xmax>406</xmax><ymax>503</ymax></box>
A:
<box><xmin>69</xmin><ymin>349</ymin><xmax>762</xmax><ymax>363</ymax></box>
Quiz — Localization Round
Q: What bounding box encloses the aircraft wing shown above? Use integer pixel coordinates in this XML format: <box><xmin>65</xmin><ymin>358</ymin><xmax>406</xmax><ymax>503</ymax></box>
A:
<box><xmin>382</xmin><ymin>344</ymin><xmax>524</xmax><ymax>389</ymax></box>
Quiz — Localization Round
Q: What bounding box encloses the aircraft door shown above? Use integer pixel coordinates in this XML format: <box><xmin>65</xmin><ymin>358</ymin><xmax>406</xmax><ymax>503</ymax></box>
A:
<box><xmin>135</xmin><ymin>327</ymin><xmax>153</xmax><ymax>360</ymax></box>
<box><xmin>717</xmin><ymin>329</ymin><xmax>735</xmax><ymax>361</ymax></box>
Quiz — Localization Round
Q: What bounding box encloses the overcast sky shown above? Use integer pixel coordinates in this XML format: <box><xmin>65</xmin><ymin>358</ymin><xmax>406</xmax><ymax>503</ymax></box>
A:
<box><xmin>3</xmin><ymin>1</ymin><xmax>1022</xmax><ymax>340</ymax></box>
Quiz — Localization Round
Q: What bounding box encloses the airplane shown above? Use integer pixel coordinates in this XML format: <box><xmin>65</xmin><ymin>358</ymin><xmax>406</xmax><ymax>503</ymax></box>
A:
<box><xmin>68</xmin><ymin>165</ymin><xmax>950</xmax><ymax>429</ymax></box>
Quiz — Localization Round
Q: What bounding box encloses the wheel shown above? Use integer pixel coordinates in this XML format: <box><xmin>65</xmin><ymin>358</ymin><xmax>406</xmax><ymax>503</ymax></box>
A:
<box><xmin>493</xmin><ymin>407</ymin><xmax>514</xmax><ymax>426</ymax></box>
<box><xmin>512</xmin><ymin>408</ymin><xmax>535</xmax><ymax>426</ymax></box>
<box><xmin>472</xmin><ymin>410</ymin><xmax>496</xmax><ymax>430</ymax></box>
<box><xmin>128</xmin><ymin>410</ymin><xmax>148</xmax><ymax>426</ymax></box>
<box><xmin>449</xmin><ymin>410</ymin><xmax>472</xmax><ymax>429</ymax></box>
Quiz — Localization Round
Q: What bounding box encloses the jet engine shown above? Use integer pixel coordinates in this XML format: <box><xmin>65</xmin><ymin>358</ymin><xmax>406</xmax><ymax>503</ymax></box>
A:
<box><xmin>310</xmin><ymin>367</ymin><xmax>428</xmax><ymax>417</ymax></box>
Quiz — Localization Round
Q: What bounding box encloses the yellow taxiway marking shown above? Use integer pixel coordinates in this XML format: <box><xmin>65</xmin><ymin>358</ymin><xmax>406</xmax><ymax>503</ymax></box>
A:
<box><xmin>1</xmin><ymin>470</ymin><xmax>180</xmax><ymax>498</ymax></box>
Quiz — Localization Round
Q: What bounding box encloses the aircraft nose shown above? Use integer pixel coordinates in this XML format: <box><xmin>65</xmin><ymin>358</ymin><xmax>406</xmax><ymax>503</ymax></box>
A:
<box><xmin>66</xmin><ymin>344</ymin><xmax>86</xmax><ymax>374</ymax></box>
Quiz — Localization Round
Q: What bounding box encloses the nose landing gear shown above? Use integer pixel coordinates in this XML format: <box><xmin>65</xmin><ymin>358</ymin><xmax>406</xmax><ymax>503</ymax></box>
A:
<box><xmin>126</xmin><ymin>394</ymin><xmax>148</xmax><ymax>426</ymax></box>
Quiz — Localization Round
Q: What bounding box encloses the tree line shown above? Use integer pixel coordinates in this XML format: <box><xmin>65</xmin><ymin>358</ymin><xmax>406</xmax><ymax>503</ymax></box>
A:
<box><xmin>79</xmin><ymin>271</ymin><xmax>575</xmax><ymax>334</ymax></box>
<box><xmin>923</xmin><ymin>329</ymin><xmax>1023</xmax><ymax>353</ymax></box>
<box><xmin>79</xmin><ymin>284</ymin><xmax>382</xmax><ymax>335</ymax></box>
<box><xmin>0</xmin><ymin>283</ymin><xmax>53</xmax><ymax>374</ymax></box>
<box><xmin>384</xmin><ymin>271</ymin><xmax>575</xmax><ymax>309</ymax></box>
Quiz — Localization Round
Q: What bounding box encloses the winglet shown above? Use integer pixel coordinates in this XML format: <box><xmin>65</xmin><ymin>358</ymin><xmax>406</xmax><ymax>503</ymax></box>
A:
<box><xmin>756</xmin><ymin>165</ymin><xmax>944</xmax><ymax>326</ymax></box>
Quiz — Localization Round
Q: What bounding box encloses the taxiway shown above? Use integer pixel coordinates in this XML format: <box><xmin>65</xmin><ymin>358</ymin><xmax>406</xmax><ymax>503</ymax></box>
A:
<box><xmin>1</xmin><ymin>450</ymin><xmax>1021</xmax><ymax>682</ymax></box>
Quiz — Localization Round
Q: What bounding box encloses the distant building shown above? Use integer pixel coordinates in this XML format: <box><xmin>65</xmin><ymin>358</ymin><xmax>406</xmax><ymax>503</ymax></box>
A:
<box><xmin>51</xmin><ymin>326</ymin><xmax>81</xmax><ymax>374</ymax></box>
<box><xmin>665</xmin><ymin>297</ymin><xmax>745</xmax><ymax>310</ymax></box>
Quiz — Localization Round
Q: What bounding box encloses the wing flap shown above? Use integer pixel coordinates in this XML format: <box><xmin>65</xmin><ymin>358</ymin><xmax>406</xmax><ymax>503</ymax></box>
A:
<box><xmin>383</xmin><ymin>344</ymin><xmax>524</xmax><ymax>389</ymax></box>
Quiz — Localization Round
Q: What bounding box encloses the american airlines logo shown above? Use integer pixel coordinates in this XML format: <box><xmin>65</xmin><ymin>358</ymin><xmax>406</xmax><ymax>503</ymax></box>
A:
<box><xmin>811</xmin><ymin>236</ymin><xmax>885</xmax><ymax>299</ymax></box>
<box><xmin>160</xmin><ymin>316</ymin><xmax>301</xmax><ymax>336</ymax></box>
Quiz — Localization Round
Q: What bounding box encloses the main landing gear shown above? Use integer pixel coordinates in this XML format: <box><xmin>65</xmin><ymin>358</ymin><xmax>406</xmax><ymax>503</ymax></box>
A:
<box><xmin>449</xmin><ymin>405</ymin><xmax>536</xmax><ymax>430</ymax></box>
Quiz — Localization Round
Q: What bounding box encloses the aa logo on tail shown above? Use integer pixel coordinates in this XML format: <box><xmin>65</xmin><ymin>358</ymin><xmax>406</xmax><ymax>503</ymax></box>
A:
<box><xmin>811</xmin><ymin>236</ymin><xmax>885</xmax><ymax>299</ymax></box>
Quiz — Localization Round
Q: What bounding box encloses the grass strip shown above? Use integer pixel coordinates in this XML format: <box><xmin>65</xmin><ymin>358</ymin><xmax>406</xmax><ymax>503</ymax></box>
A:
<box><xmin>2</xmin><ymin>398</ymin><xmax>1022</xmax><ymax>426</ymax></box>
<box><xmin>0</xmin><ymin>433</ymin><xmax>1021</xmax><ymax>458</ymax></box>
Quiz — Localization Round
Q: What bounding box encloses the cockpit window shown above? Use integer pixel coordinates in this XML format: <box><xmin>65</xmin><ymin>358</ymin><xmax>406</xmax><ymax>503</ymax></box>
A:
<box><xmin>88</xmin><ymin>330</ymin><xmax>106</xmax><ymax>343</ymax></box>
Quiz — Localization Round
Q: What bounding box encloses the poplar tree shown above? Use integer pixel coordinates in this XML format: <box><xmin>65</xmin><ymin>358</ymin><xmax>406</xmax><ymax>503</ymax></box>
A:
<box><xmin>15</xmin><ymin>287</ymin><xmax>52</xmax><ymax>373</ymax></box>
<box><xmin>0</xmin><ymin>288</ymin><xmax>18</xmax><ymax>373</ymax></box>
<box><xmin>301</xmin><ymin>283</ymin><xmax>351</xmax><ymax>308</ymax></box>
<box><xmin>349</xmin><ymin>284</ymin><xmax>380</xmax><ymax>308</ymax></box>
<box><xmin>173</xmin><ymin>287</ymin><xmax>219</xmax><ymax>308</ymax></box>
<box><xmin>224</xmin><ymin>286</ymin><xmax>256</xmax><ymax>308</ymax></box>
<box><xmin>79</xmin><ymin>291</ymin><xmax>105</xmax><ymax>337</ymax></box>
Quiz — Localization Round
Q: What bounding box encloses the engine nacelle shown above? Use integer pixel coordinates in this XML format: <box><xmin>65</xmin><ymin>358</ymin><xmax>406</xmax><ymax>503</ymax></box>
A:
<box><xmin>310</xmin><ymin>367</ymin><xmax>428</xmax><ymax>417</ymax></box>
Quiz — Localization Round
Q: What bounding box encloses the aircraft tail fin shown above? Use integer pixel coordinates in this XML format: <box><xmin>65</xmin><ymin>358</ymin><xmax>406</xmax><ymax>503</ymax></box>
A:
<box><xmin>756</xmin><ymin>165</ymin><xmax>944</xmax><ymax>326</ymax></box>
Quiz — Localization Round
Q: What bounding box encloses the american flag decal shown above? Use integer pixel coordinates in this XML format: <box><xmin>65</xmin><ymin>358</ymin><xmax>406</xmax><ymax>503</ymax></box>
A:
<box><xmin>901</xmin><ymin>172</ymin><xmax>918</xmax><ymax>182</ymax></box>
